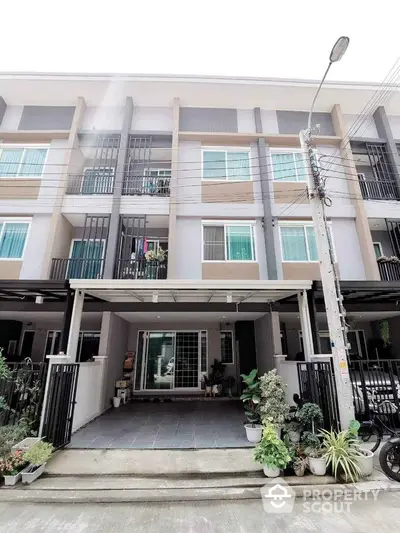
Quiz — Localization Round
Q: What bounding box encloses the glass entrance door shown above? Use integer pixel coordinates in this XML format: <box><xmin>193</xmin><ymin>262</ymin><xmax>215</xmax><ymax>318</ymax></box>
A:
<box><xmin>174</xmin><ymin>332</ymin><xmax>200</xmax><ymax>389</ymax></box>
<box><xmin>144</xmin><ymin>332</ymin><xmax>175</xmax><ymax>390</ymax></box>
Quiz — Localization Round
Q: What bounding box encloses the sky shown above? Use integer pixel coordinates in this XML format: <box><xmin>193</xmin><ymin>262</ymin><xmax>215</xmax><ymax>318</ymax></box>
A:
<box><xmin>1</xmin><ymin>0</ymin><xmax>399</xmax><ymax>83</ymax></box>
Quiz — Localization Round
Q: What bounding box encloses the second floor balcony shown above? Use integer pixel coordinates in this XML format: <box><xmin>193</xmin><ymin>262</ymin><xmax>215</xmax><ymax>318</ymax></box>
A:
<box><xmin>377</xmin><ymin>257</ymin><xmax>400</xmax><ymax>281</ymax></box>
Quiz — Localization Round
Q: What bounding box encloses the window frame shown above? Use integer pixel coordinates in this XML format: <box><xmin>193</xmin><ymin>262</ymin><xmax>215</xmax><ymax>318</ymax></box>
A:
<box><xmin>82</xmin><ymin>166</ymin><xmax>115</xmax><ymax>193</ymax></box>
<box><xmin>201</xmin><ymin>147</ymin><xmax>252</xmax><ymax>182</ymax></box>
<box><xmin>373</xmin><ymin>241</ymin><xmax>383</xmax><ymax>258</ymax></box>
<box><xmin>220</xmin><ymin>330</ymin><xmax>234</xmax><ymax>364</ymax></box>
<box><xmin>270</xmin><ymin>148</ymin><xmax>308</xmax><ymax>183</ymax></box>
<box><xmin>0</xmin><ymin>217</ymin><xmax>31</xmax><ymax>261</ymax></box>
<box><xmin>68</xmin><ymin>238</ymin><xmax>107</xmax><ymax>260</ymax></box>
<box><xmin>43</xmin><ymin>329</ymin><xmax>100</xmax><ymax>361</ymax></box>
<box><xmin>278</xmin><ymin>221</ymin><xmax>334</xmax><ymax>263</ymax></box>
<box><xmin>0</xmin><ymin>144</ymin><xmax>49</xmax><ymax>179</ymax></box>
<box><xmin>202</xmin><ymin>221</ymin><xmax>257</xmax><ymax>263</ymax></box>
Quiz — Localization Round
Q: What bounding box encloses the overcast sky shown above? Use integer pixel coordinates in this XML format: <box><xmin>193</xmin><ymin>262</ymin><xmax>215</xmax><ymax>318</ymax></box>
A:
<box><xmin>2</xmin><ymin>0</ymin><xmax>399</xmax><ymax>83</ymax></box>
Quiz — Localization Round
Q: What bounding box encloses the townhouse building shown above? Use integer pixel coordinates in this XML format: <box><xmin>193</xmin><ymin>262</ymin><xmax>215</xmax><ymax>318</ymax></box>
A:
<box><xmin>0</xmin><ymin>73</ymin><xmax>400</xmax><ymax>435</ymax></box>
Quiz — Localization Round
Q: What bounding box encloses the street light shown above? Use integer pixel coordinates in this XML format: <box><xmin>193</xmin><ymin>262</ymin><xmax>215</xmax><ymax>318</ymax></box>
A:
<box><xmin>300</xmin><ymin>36</ymin><xmax>354</xmax><ymax>430</ymax></box>
<box><xmin>307</xmin><ymin>36</ymin><xmax>350</xmax><ymax>131</ymax></box>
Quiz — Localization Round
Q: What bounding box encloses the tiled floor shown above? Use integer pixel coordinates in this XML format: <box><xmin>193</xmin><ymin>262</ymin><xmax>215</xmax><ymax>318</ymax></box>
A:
<box><xmin>69</xmin><ymin>400</ymin><xmax>252</xmax><ymax>449</ymax></box>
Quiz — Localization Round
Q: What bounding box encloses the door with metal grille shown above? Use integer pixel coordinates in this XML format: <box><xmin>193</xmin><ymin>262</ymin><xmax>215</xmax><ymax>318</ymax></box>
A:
<box><xmin>174</xmin><ymin>332</ymin><xmax>200</xmax><ymax>389</ymax></box>
<box><xmin>41</xmin><ymin>363</ymin><xmax>79</xmax><ymax>449</ymax></box>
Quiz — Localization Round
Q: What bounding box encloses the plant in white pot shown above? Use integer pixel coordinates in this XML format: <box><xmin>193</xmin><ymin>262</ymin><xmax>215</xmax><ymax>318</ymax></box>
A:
<box><xmin>320</xmin><ymin>428</ymin><xmax>361</xmax><ymax>483</ymax></box>
<box><xmin>240</xmin><ymin>369</ymin><xmax>262</xmax><ymax>443</ymax></box>
<box><xmin>302</xmin><ymin>431</ymin><xmax>327</xmax><ymax>476</ymax></box>
<box><xmin>0</xmin><ymin>450</ymin><xmax>28</xmax><ymax>486</ymax></box>
<box><xmin>297</xmin><ymin>403</ymin><xmax>324</xmax><ymax>435</ymax></box>
<box><xmin>22</xmin><ymin>441</ymin><xmax>54</xmax><ymax>485</ymax></box>
<box><xmin>254</xmin><ymin>424</ymin><xmax>292</xmax><ymax>477</ymax></box>
<box><xmin>348</xmin><ymin>419</ymin><xmax>374</xmax><ymax>477</ymax></box>
<box><xmin>284</xmin><ymin>418</ymin><xmax>302</xmax><ymax>444</ymax></box>
<box><xmin>259</xmin><ymin>369</ymin><xmax>290</xmax><ymax>436</ymax></box>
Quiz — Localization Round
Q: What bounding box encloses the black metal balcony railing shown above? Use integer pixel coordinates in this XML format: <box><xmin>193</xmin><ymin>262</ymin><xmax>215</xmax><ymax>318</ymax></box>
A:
<box><xmin>50</xmin><ymin>258</ymin><xmax>105</xmax><ymax>280</ymax></box>
<box><xmin>122</xmin><ymin>174</ymin><xmax>170</xmax><ymax>196</ymax></box>
<box><xmin>66</xmin><ymin>174</ymin><xmax>114</xmax><ymax>195</ymax></box>
<box><xmin>377</xmin><ymin>259</ymin><xmax>400</xmax><ymax>281</ymax></box>
<box><xmin>115</xmin><ymin>259</ymin><xmax>167</xmax><ymax>280</ymax></box>
<box><xmin>358</xmin><ymin>177</ymin><xmax>400</xmax><ymax>201</ymax></box>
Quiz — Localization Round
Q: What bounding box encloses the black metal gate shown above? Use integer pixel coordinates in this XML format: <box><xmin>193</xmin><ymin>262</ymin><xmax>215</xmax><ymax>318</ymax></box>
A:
<box><xmin>297</xmin><ymin>361</ymin><xmax>340</xmax><ymax>430</ymax></box>
<box><xmin>41</xmin><ymin>363</ymin><xmax>79</xmax><ymax>449</ymax></box>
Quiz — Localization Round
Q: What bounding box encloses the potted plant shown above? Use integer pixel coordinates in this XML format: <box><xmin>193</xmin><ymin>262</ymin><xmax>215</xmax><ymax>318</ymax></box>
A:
<box><xmin>293</xmin><ymin>455</ymin><xmax>308</xmax><ymax>477</ymax></box>
<box><xmin>297</xmin><ymin>403</ymin><xmax>324</xmax><ymax>434</ymax></box>
<box><xmin>22</xmin><ymin>441</ymin><xmax>54</xmax><ymax>484</ymax></box>
<box><xmin>240</xmin><ymin>369</ymin><xmax>263</xmax><ymax>443</ymax></box>
<box><xmin>254</xmin><ymin>424</ymin><xmax>292</xmax><ymax>477</ymax></box>
<box><xmin>210</xmin><ymin>359</ymin><xmax>226</xmax><ymax>396</ymax></box>
<box><xmin>320</xmin><ymin>428</ymin><xmax>361</xmax><ymax>483</ymax></box>
<box><xmin>347</xmin><ymin>420</ymin><xmax>374</xmax><ymax>477</ymax></box>
<box><xmin>201</xmin><ymin>374</ymin><xmax>212</xmax><ymax>397</ymax></box>
<box><xmin>259</xmin><ymin>369</ymin><xmax>290</xmax><ymax>435</ymax></box>
<box><xmin>302</xmin><ymin>431</ymin><xmax>327</xmax><ymax>476</ymax></box>
<box><xmin>0</xmin><ymin>450</ymin><xmax>28</xmax><ymax>486</ymax></box>
<box><xmin>284</xmin><ymin>415</ymin><xmax>302</xmax><ymax>444</ymax></box>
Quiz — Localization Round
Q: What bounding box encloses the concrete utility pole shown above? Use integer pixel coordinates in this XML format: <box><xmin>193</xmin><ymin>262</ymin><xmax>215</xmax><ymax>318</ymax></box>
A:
<box><xmin>301</xmin><ymin>36</ymin><xmax>355</xmax><ymax>430</ymax></box>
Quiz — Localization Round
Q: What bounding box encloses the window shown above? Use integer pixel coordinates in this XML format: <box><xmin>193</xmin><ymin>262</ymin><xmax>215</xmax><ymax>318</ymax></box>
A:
<box><xmin>0</xmin><ymin>221</ymin><xmax>30</xmax><ymax>259</ymax></box>
<box><xmin>271</xmin><ymin>151</ymin><xmax>307</xmax><ymax>182</ymax></box>
<box><xmin>202</xmin><ymin>149</ymin><xmax>250</xmax><ymax>181</ymax></box>
<box><xmin>68</xmin><ymin>239</ymin><xmax>105</xmax><ymax>279</ymax></box>
<box><xmin>220</xmin><ymin>331</ymin><xmax>234</xmax><ymax>364</ymax></box>
<box><xmin>280</xmin><ymin>223</ymin><xmax>334</xmax><ymax>262</ymax></box>
<box><xmin>44</xmin><ymin>330</ymin><xmax>100</xmax><ymax>361</ymax></box>
<box><xmin>203</xmin><ymin>223</ymin><xmax>256</xmax><ymax>261</ymax></box>
<box><xmin>373</xmin><ymin>242</ymin><xmax>383</xmax><ymax>259</ymax></box>
<box><xmin>82</xmin><ymin>167</ymin><xmax>114</xmax><ymax>194</ymax></box>
<box><xmin>0</xmin><ymin>146</ymin><xmax>47</xmax><ymax>177</ymax></box>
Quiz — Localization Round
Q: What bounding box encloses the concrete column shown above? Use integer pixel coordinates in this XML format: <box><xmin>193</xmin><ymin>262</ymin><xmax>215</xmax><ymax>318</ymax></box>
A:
<box><xmin>254</xmin><ymin>312</ymin><xmax>282</xmax><ymax>374</ymax></box>
<box><xmin>254</xmin><ymin>107</ymin><xmax>278</xmax><ymax>279</ymax></box>
<box><xmin>373</xmin><ymin>106</ymin><xmax>400</xmax><ymax>190</ymax></box>
<box><xmin>60</xmin><ymin>288</ymin><xmax>74</xmax><ymax>353</ymax></box>
<box><xmin>103</xmin><ymin>97</ymin><xmax>134</xmax><ymax>278</ymax></box>
<box><xmin>331</xmin><ymin>104</ymin><xmax>380</xmax><ymax>280</ymax></box>
<box><xmin>40</xmin><ymin>97</ymin><xmax>87</xmax><ymax>278</ymax></box>
<box><xmin>167</xmin><ymin>97</ymin><xmax>180</xmax><ymax>279</ymax></box>
<box><xmin>66</xmin><ymin>289</ymin><xmax>85</xmax><ymax>362</ymax></box>
<box><xmin>298</xmin><ymin>290</ymin><xmax>314</xmax><ymax>361</ymax></box>
<box><xmin>307</xmin><ymin>288</ymin><xmax>321</xmax><ymax>354</ymax></box>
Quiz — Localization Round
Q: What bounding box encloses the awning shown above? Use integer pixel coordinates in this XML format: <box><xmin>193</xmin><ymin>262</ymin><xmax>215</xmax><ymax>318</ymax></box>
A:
<box><xmin>69</xmin><ymin>279</ymin><xmax>312</xmax><ymax>304</ymax></box>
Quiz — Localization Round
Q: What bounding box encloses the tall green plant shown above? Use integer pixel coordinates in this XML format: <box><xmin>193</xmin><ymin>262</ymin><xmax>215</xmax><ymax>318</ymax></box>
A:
<box><xmin>259</xmin><ymin>370</ymin><xmax>290</xmax><ymax>427</ymax></box>
<box><xmin>240</xmin><ymin>369</ymin><xmax>261</xmax><ymax>425</ymax></box>
<box><xmin>253</xmin><ymin>424</ymin><xmax>291</xmax><ymax>469</ymax></box>
<box><xmin>297</xmin><ymin>403</ymin><xmax>324</xmax><ymax>433</ymax></box>
<box><xmin>0</xmin><ymin>348</ymin><xmax>10</xmax><ymax>380</ymax></box>
<box><xmin>320</xmin><ymin>428</ymin><xmax>361</xmax><ymax>482</ymax></box>
<box><xmin>380</xmin><ymin>320</ymin><xmax>390</xmax><ymax>347</ymax></box>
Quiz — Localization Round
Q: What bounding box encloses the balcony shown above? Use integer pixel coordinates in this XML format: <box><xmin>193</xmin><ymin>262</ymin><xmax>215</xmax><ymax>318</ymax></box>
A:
<box><xmin>115</xmin><ymin>259</ymin><xmax>167</xmax><ymax>280</ymax></box>
<box><xmin>377</xmin><ymin>257</ymin><xmax>400</xmax><ymax>281</ymax></box>
<box><xmin>122</xmin><ymin>170</ymin><xmax>170</xmax><ymax>197</ymax></box>
<box><xmin>66</xmin><ymin>172</ymin><xmax>114</xmax><ymax>195</ymax></box>
<box><xmin>358</xmin><ymin>176</ymin><xmax>400</xmax><ymax>201</ymax></box>
<box><xmin>50</xmin><ymin>258</ymin><xmax>105</xmax><ymax>280</ymax></box>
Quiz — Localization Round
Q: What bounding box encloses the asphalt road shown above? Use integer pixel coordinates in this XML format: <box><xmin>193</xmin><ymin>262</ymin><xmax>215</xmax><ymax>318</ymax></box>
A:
<box><xmin>0</xmin><ymin>491</ymin><xmax>399</xmax><ymax>532</ymax></box>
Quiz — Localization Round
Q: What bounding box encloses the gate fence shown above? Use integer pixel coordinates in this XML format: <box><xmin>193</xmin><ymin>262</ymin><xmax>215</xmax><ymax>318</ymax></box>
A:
<box><xmin>41</xmin><ymin>363</ymin><xmax>79</xmax><ymax>449</ymax></box>
<box><xmin>349</xmin><ymin>359</ymin><xmax>400</xmax><ymax>430</ymax></box>
<box><xmin>297</xmin><ymin>361</ymin><xmax>340</xmax><ymax>431</ymax></box>
<box><xmin>0</xmin><ymin>362</ymin><xmax>48</xmax><ymax>430</ymax></box>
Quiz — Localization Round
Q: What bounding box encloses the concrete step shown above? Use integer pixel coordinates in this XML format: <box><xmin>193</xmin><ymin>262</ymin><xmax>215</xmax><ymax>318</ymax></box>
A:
<box><xmin>46</xmin><ymin>448</ymin><xmax>261</xmax><ymax>476</ymax></box>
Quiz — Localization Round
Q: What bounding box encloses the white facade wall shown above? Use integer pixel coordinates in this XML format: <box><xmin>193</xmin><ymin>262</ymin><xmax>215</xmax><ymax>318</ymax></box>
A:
<box><xmin>131</xmin><ymin>106</ymin><xmax>173</xmax><ymax>131</ymax></box>
<box><xmin>387</xmin><ymin>115</ymin><xmax>400</xmax><ymax>139</ymax></box>
<box><xmin>344</xmin><ymin>114</ymin><xmax>379</xmax><ymax>138</ymax></box>
<box><xmin>0</xmin><ymin>105</ymin><xmax>24</xmax><ymax>130</ymax></box>
<box><xmin>331</xmin><ymin>218</ymin><xmax>366</xmax><ymax>280</ymax></box>
<box><xmin>20</xmin><ymin>215</ymin><xmax>53</xmax><ymax>279</ymax></box>
<box><xmin>81</xmin><ymin>106</ymin><xmax>124</xmax><ymax>131</ymax></box>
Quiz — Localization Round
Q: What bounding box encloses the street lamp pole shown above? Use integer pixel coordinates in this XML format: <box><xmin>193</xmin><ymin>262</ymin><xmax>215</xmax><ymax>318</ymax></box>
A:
<box><xmin>300</xmin><ymin>36</ymin><xmax>355</xmax><ymax>430</ymax></box>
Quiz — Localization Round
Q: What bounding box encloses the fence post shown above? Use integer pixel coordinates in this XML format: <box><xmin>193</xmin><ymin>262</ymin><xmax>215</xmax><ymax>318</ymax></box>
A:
<box><xmin>38</xmin><ymin>355</ymin><xmax>71</xmax><ymax>438</ymax></box>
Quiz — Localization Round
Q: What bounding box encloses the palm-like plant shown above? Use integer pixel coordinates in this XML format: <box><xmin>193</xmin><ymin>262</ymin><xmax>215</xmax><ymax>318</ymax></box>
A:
<box><xmin>320</xmin><ymin>428</ymin><xmax>362</xmax><ymax>483</ymax></box>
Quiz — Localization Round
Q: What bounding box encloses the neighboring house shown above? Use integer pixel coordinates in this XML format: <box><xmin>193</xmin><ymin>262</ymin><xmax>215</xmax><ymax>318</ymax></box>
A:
<box><xmin>0</xmin><ymin>74</ymin><xmax>400</xmax><ymax>434</ymax></box>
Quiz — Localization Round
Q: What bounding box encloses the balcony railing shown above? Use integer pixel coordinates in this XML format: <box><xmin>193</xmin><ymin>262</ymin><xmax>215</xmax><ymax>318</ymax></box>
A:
<box><xmin>377</xmin><ymin>258</ymin><xmax>400</xmax><ymax>281</ymax></box>
<box><xmin>66</xmin><ymin>173</ymin><xmax>114</xmax><ymax>195</ymax></box>
<box><xmin>358</xmin><ymin>177</ymin><xmax>400</xmax><ymax>201</ymax></box>
<box><xmin>122</xmin><ymin>173</ymin><xmax>170</xmax><ymax>196</ymax></box>
<box><xmin>115</xmin><ymin>259</ymin><xmax>167</xmax><ymax>280</ymax></box>
<box><xmin>50</xmin><ymin>258</ymin><xmax>105</xmax><ymax>280</ymax></box>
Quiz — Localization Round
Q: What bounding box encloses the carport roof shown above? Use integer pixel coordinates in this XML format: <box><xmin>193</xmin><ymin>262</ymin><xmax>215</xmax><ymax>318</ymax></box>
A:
<box><xmin>68</xmin><ymin>279</ymin><xmax>313</xmax><ymax>304</ymax></box>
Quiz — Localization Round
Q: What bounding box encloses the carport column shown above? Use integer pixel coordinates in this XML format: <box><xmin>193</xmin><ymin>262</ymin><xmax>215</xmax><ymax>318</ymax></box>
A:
<box><xmin>298</xmin><ymin>290</ymin><xmax>314</xmax><ymax>361</ymax></box>
<box><xmin>103</xmin><ymin>97</ymin><xmax>134</xmax><ymax>278</ymax></box>
<box><xmin>66</xmin><ymin>289</ymin><xmax>85</xmax><ymax>362</ymax></box>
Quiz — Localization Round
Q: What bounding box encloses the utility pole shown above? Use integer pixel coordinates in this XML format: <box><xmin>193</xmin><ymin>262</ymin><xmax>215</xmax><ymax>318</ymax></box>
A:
<box><xmin>300</xmin><ymin>36</ymin><xmax>354</xmax><ymax>430</ymax></box>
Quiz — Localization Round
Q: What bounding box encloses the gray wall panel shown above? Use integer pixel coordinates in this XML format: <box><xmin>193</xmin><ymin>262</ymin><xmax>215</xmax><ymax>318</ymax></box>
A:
<box><xmin>19</xmin><ymin>106</ymin><xmax>75</xmax><ymax>130</ymax></box>
<box><xmin>179</xmin><ymin>107</ymin><xmax>238</xmax><ymax>132</ymax></box>
<box><xmin>0</xmin><ymin>97</ymin><xmax>6</xmax><ymax>126</ymax></box>
<box><xmin>276</xmin><ymin>110</ymin><xmax>334</xmax><ymax>135</ymax></box>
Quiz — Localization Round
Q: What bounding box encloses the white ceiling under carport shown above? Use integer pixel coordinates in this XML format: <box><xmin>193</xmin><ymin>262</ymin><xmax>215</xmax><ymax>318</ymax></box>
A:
<box><xmin>116</xmin><ymin>311</ymin><xmax>265</xmax><ymax>324</ymax></box>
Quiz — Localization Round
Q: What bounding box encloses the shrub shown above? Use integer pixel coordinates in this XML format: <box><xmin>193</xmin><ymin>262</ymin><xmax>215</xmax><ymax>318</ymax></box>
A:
<box><xmin>23</xmin><ymin>441</ymin><xmax>53</xmax><ymax>467</ymax></box>
<box><xmin>259</xmin><ymin>370</ymin><xmax>290</xmax><ymax>427</ymax></box>
<box><xmin>240</xmin><ymin>369</ymin><xmax>261</xmax><ymax>425</ymax></box>
<box><xmin>253</xmin><ymin>424</ymin><xmax>291</xmax><ymax>470</ymax></box>
<box><xmin>297</xmin><ymin>403</ymin><xmax>324</xmax><ymax>433</ymax></box>
<box><xmin>320</xmin><ymin>428</ymin><xmax>361</xmax><ymax>482</ymax></box>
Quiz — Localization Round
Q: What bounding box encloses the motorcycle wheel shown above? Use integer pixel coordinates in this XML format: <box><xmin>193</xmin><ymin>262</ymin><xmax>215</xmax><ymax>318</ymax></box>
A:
<box><xmin>379</xmin><ymin>441</ymin><xmax>400</xmax><ymax>482</ymax></box>
<box><xmin>358</xmin><ymin>422</ymin><xmax>382</xmax><ymax>453</ymax></box>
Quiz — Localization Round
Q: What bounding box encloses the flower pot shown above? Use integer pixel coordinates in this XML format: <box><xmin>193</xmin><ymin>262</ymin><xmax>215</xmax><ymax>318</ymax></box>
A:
<box><xmin>288</xmin><ymin>430</ymin><xmax>301</xmax><ymax>444</ymax></box>
<box><xmin>263</xmin><ymin>465</ymin><xmax>280</xmax><ymax>477</ymax></box>
<box><xmin>358</xmin><ymin>448</ymin><xmax>374</xmax><ymax>477</ymax></box>
<box><xmin>212</xmin><ymin>385</ymin><xmax>220</xmax><ymax>396</ymax></box>
<box><xmin>113</xmin><ymin>397</ymin><xmax>121</xmax><ymax>408</ymax></box>
<box><xmin>21</xmin><ymin>463</ymin><xmax>46</xmax><ymax>485</ymax></box>
<box><xmin>244</xmin><ymin>424</ymin><xmax>263</xmax><ymax>443</ymax></box>
<box><xmin>294</xmin><ymin>463</ymin><xmax>306</xmax><ymax>477</ymax></box>
<box><xmin>308</xmin><ymin>456</ymin><xmax>327</xmax><ymax>476</ymax></box>
<box><xmin>205</xmin><ymin>386</ymin><xmax>212</xmax><ymax>397</ymax></box>
<box><xmin>12</xmin><ymin>437</ymin><xmax>42</xmax><ymax>452</ymax></box>
<box><xmin>3</xmin><ymin>472</ymin><xmax>22</xmax><ymax>486</ymax></box>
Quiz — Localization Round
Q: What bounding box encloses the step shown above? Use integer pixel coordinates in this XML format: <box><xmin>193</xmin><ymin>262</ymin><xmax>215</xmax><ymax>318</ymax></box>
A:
<box><xmin>46</xmin><ymin>448</ymin><xmax>261</xmax><ymax>476</ymax></box>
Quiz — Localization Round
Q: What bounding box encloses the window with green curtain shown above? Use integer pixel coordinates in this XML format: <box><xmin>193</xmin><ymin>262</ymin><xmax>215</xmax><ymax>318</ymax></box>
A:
<box><xmin>68</xmin><ymin>240</ymin><xmax>104</xmax><ymax>279</ymax></box>
<box><xmin>19</xmin><ymin>149</ymin><xmax>47</xmax><ymax>176</ymax></box>
<box><xmin>0</xmin><ymin>223</ymin><xmax>29</xmax><ymax>258</ymax></box>
<box><xmin>294</xmin><ymin>152</ymin><xmax>308</xmax><ymax>182</ymax></box>
<box><xmin>226</xmin><ymin>225</ymin><xmax>254</xmax><ymax>261</ymax></box>
<box><xmin>280</xmin><ymin>226</ymin><xmax>308</xmax><ymax>261</ymax></box>
<box><xmin>0</xmin><ymin>149</ymin><xmax>24</xmax><ymax>176</ymax></box>
<box><xmin>203</xmin><ymin>151</ymin><xmax>226</xmax><ymax>179</ymax></box>
<box><xmin>305</xmin><ymin>226</ymin><xmax>318</xmax><ymax>261</ymax></box>
<box><xmin>271</xmin><ymin>153</ymin><xmax>296</xmax><ymax>181</ymax></box>
<box><xmin>227</xmin><ymin>152</ymin><xmax>250</xmax><ymax>181</ymax></box>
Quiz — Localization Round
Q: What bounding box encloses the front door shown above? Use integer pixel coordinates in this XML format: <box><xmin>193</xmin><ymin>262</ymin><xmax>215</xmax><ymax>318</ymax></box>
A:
<box><xmin>174</xmin><ymin>332</ymin><xmax>200</xmax><ymax>389</ymax></box>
